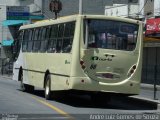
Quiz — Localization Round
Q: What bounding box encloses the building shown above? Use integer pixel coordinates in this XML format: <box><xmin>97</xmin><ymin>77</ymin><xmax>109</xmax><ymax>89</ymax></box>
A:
<box><xmin>0</xmin><ymin>0</ymin><xmax>43</xmax><ymax>74</ymax></box>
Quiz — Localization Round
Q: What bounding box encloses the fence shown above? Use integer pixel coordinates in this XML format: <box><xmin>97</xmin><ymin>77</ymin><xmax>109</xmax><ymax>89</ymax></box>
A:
<box><xmin>142</xmin><ymin>47</ymin><xmax>160</xmax><ymax>85</ymax></box>
<box><xmin>0</xmin><ymin>58</ymin><xmax>13</xmax><ymax>76</ymax></box>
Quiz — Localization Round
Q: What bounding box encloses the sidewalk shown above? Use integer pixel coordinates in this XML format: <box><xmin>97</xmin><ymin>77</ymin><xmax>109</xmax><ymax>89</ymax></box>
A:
<box><xmin>130</xmin><ymin>84</ymin><xmax>160</xmax><ymax>107</ymax></box>
<box><xmin>139</xmin><ymin>84</ymin><xmax>160</xmax><ymax>100</ymax></box>
<box><xmin>0</xmin><ymin>74</ymin><xmax>13</xmax><ymax>80</ymax></box>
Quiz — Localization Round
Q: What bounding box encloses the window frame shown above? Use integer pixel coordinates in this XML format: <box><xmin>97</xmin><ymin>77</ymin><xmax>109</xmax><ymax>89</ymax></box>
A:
<box><xmin>84</xmin><ymin>19</ymin><xmax>139</xmax><ymax>51</ymax></box>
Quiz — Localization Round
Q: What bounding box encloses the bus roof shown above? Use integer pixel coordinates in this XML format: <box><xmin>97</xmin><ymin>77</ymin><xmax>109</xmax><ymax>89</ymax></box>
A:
<box><xmin>20</xmin><ymin>14</ymin><xmax>141</xmax><ymax>30</ymax></box>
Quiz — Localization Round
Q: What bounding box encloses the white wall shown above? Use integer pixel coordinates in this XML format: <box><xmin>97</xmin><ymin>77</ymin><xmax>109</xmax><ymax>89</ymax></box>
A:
<box><xmin>0</xmin><ymin>5</ymin><xmax>6</xmax><ymax>45</ymax></box>
<box><xmin>0</xmin><ymin>0</ymin><xmax>15</xmax><ymax>6</ymax></box>
<box><xmin>105</xmin><ymin>4</ymin><xmax>128</xmax><ymax>17</ymax></box>
<box><xmin>29</xmin><ymin>0</ymin><xmax>42</xmax><ymax>13</ymax></box>
<box><xmin>129</xmin><ymin>4</ymin><xmax>139</xmax><ymax>17</ymax></box>
<box><xmin>154</xmin><ymin>0</ymin><xmax>160</xmax><ymax>16</ymax></box>
<box><xmin>0</xmin><ymin>0</ymin><xmax>40</xmax><ymax>13</ymax></box>
<box><xmin>139</xmin><ymin>0</ymin><xmax>145</xmax><ymax>18</ymax></box>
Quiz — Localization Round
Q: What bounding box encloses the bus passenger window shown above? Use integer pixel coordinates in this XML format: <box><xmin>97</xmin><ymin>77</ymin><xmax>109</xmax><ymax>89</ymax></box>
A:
<box><xmin>85</xmin><ymin>19</ymin><xmax>138</xmax><ymax>51</ymax></box>
<box><xmin>56</xmin><ymin>24</ymin><xmax>64</xmax><ymax>53</ymax></box>
<box><xmin>40</xmin><ymin>28</ymin><xmax>46</xmax><ymax>52</ymax></box>
<box><xmin>46</xmin><ymin>27</ymin><xmax>51</xmax><ymax>51</ymax></box>
<box><xmin>27</xmin><ymin>30</ymin><xmax>33</xmax><ymax>52</ymax></box>
<box><xmin>37</xmin><ymin>28</ymin><xmax>43</xmax><ymax>52</ymax></box>
<box><xmin>22</xmin><ymin>30</ymin><xmax>29</xmax><ymax>52</ymax></box>
<box><xmin>88</xmin><ymin>35</ymin><xmax>96</xmax><ymax>48</ymax></box>
<box><xmin>33</xmin><ymin>28</ymin><xmax>40</xmax><ymax>52</ymax></box>
<box><xmin>62</xmin><ymin>22</ymin><xmax>75</xmax><ymax>53</ymax></box>
<box><xmin>41</xmin><ymin>27</ymin><xmax>51</xmax><ymax>52</ymax></box>
<box><xmin>15</xmin><ymin>31</ymin><xmax>23</xmax><ymax>57</ymax></box>
<box><xmin>56</xmin><ymin>40</ymin><xmax>62</xmax><ymax>53</ymax></box>
<box><xmin>48</xmin><ymin>25</ymin><xmax>58</xmax><ymax>53</ymax></box>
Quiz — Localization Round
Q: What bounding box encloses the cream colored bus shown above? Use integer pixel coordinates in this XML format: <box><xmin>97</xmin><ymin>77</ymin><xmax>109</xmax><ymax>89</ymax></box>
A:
<box><xmin>13</xmin><ymin>15</ymin><xmax>143</xmax><ymax>101</ymax></box>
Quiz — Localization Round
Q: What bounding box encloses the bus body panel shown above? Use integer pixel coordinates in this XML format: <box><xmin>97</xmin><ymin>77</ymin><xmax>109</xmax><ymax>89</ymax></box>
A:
<box><xmin>69</xmin><ymin>77</ymin><xmax>140</xmax><ymax>94</ymax></box>
<box><xmin>70</xmin><ymin>15</ymin><xmax>143</xmax><ymax>94</ymax></box>
<box><xmin>23</xmin><ymin>53</ymin><xmax>72</xmax><ymax>89</ymax></box>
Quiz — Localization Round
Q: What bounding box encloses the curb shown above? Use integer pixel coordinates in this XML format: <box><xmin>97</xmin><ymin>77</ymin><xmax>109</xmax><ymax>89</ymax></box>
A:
<box><xmin>141</xmin><ymin>83</ymin><xmax>160</xmax><ymax>91</ymax></box>
<box><xmin>0</xmin><ymin>75</ymin><xmax>12</xmax><ymax>80</ymax></box>
<box><xmin>129</xmin><ymin>96</ymin><xmax>160</xmax><ymax>110</ymax></box>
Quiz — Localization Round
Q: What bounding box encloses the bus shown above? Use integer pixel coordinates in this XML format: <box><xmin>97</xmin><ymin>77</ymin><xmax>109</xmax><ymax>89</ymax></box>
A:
<box><xmin>13</xmin><ymin>15</ymin><xmax>143</xmax><ymax>101</ymax></box>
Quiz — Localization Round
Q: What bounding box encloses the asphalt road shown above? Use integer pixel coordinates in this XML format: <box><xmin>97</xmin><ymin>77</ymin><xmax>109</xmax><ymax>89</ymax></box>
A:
<box><xmin>0</xmin><ymin>76</ymin><xmax>160</xmax><ymax>120</ymax></box>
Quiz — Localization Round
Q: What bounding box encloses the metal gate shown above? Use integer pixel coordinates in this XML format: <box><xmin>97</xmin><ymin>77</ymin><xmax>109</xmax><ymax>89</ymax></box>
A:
<box><xmin>142</xmin><ymin>47</ymin><xmax>160</xmax><ymax>85</ymax></box>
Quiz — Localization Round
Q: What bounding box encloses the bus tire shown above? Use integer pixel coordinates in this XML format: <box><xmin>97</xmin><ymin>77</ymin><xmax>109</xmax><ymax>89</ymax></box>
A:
<box><xmin>19</xmin><ymin>72</ymin><xmax>26</xmax><ymax>92</ymax></box>
<box><xmin>45</xmin><ymin>75</ymin><xmax>52</xmax><ymax>100</ymax></box>
<box><xmin>19</xmin><ymin>71</ymin><xmax>34</xmax><ymax>93</ymax></box>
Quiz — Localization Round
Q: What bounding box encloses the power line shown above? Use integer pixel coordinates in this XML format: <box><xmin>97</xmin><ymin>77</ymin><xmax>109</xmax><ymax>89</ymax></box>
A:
<box><xmin>33</xmin><ymin>3</ymin><xmax>51</xmax><ymax>19</ymax></box>
<box><xmin>138</xmin><ymin>0</ymin><xmax>149</xmax><ymax>14</ymax></box>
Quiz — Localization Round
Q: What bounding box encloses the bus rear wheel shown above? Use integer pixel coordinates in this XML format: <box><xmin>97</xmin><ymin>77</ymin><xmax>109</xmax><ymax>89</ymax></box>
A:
<box><xmin>45</xmin><ymin>75</ymin><xmax>52</xmax><ymax>100</ymax></box>
<box><xmin>19</xmin><ymin>72</ymin><xmax>34</xmax><ymax>93</ymax></box>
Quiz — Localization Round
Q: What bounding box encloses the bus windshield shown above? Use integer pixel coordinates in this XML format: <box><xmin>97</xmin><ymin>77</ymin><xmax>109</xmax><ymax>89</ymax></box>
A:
<box><xmin>85</xmin><ymin>19</ymin><xmax>139</xmax><ymax>51</ymax></box>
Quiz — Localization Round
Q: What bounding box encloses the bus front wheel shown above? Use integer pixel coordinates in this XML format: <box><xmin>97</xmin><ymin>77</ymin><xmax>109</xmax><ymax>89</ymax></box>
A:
<box><xmin>19</xmin><ymin>72</ymin><xmax>26</xmax><ymax>92</ymax></box>
<box><xmin>45</xmin><ymin>75</ymin><xmax>52</xmax><ymax>100</ymax></box>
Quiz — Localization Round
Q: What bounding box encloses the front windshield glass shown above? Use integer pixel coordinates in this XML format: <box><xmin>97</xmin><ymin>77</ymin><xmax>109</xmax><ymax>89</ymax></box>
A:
<box><xmin>85</xmin><ymin>19</ymin><xmax>139</xmax><ymax>51</ymax></box>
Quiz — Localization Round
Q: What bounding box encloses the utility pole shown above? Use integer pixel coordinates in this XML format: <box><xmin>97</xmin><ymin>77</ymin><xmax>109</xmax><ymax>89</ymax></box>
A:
<box><xmin>79</xmin><ymin>0</ymin><xmax>83</xmax><ymax>14</ymax></box>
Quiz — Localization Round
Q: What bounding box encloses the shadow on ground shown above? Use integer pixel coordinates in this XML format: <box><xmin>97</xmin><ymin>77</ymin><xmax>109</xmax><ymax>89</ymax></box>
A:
<box><xmin>18</xmin><ymin>89</ymin><xmax>157</xmax><ymax>111</ymax></box>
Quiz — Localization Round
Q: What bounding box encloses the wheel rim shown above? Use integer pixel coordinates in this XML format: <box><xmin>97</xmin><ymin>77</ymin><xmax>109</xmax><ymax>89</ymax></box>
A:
<box><xmin>45</xmin><ymin>81</ymin><xmax>49</xmax><ymax>95</ymax></box>
<box><xmin>20</xmin><ymin>74</ymin><xmax>24</xmax><ymax>90</ymax></box>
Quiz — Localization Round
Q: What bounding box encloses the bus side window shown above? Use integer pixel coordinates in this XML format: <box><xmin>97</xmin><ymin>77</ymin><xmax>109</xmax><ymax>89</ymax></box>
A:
<box><xmin>27</xmin><ymin>29</ymin><xmax>34</xmax><ymax>52</ymax></box>
<box><xmin>37</xmin><ymin>28</ymin><xmax>43</xmax><ymax>52</ymax></box>
<box><xmin>40</xmin><ymin>28</ymin><xmax>46</xmax><ymax>52</ymax></box>
<box><xmin>32</xmin><ymin>28</ymin><xmax>40</xmax><ymax>52</ymax></box>
<box><xmin>56</xmin><ymin>24</ymin><xmax>64</xmax><ymax>53</ymax></box>
<box><xmin>45</xmin><ymin>27</ymin><xmax>51</xmax><ymax>52</ymax></box>
<box><xmin>22</xmin><ymin>30</ymin><xmax>29</xmax><ymax>52</ymax></box>
<box><xmin>62</xmin><ymin>22</ymin><xmax>75</xmax><ymax>53</ymax></box>
<box><xmin>13</xmin><ymin>30</ymin><xmax>24</xmax><ymax>60</ymax></box>
<box><xmin>48</xmin><ymin>25</ymin><xmax>58</xmax><ymax>53</ymax></box>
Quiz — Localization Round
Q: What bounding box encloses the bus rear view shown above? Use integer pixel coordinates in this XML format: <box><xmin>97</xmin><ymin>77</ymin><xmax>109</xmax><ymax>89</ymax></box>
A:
<box><xmin>71</xmin><ymin>15</ymin><xmax>143</xmax><ymax>97</ymax></box>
